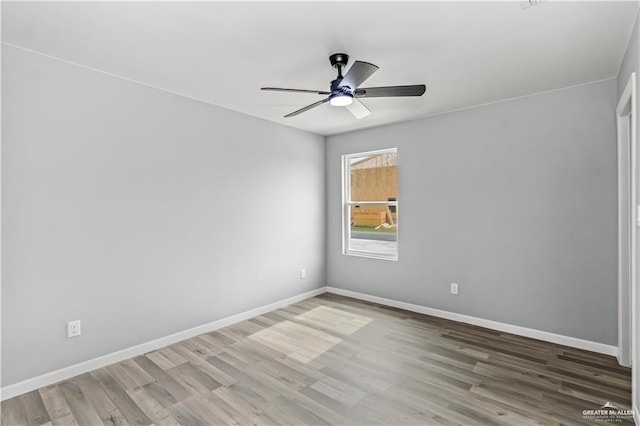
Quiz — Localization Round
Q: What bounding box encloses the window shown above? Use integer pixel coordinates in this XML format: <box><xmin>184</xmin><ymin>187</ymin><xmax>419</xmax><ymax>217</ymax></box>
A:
<box><xmin>342</xmin><ymin>148</ymin><xmax>398</xmax><ymax>260</ymax></box>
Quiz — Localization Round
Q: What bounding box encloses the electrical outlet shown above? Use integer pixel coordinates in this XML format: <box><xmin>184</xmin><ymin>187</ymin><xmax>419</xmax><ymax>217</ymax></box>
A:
<box><xmin>300</xmin><ymin>269</ymin><xmax>306</xmax><ymax>279</ymax></box>
<box><xmin>67</xmin><ymin>320</ymin><xmax>81</xmax><ymax>338</ymax></box>
<box><xmin>450</xmin><ymin>283</ymin><xmax>459</xmax><ymax>295</ymax></box>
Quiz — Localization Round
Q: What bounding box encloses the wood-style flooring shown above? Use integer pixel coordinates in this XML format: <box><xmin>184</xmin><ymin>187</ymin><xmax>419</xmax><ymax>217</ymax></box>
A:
<box><xmin>1</xmin><ymin>293</ymin><xmax>634</xmax><ymax>425</ymax></box>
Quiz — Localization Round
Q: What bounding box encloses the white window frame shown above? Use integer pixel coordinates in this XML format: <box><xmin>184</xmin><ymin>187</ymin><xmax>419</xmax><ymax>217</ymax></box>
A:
<box><xmin>342</xmin><ymin>148</ymin><xmax>398</xmax><ymax>261</ymax></box>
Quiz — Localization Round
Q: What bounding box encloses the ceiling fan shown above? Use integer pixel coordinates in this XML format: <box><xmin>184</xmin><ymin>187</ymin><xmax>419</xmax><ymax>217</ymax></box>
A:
<box><xmin>261</xmin><ymin>53</ymin><xmax>426</xmax><ymax>119</ymax></box>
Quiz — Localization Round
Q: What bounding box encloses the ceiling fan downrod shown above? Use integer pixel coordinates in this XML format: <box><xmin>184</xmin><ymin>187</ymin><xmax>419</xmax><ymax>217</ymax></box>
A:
<box><xmin>329</xmin><ymin>53</ymin><xmax>349</xmax><ymax>79</ymax></box>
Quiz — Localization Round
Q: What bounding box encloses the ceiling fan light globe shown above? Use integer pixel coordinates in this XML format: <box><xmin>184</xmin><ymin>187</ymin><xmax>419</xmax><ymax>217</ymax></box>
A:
<box><xmin>329</xmin><ymin>93</ymin><xmax>353</xmax><ymax>107</ymax></box>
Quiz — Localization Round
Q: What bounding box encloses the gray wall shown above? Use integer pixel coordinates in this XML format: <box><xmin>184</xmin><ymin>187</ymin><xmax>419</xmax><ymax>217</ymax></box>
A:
<box><xmin>327</xmin><ymin>79</ymin><xmax>618</xmax><ymax>345</ymax></box>
<box><xmin>1</xmin><ymin>45</ymin><xmax>326</xmax><ymax>386</ymax></box>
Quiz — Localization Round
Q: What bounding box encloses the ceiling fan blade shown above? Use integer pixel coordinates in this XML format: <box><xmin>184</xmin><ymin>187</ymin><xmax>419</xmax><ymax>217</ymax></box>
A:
<box><xmin>339</xmin><ymin>61</ymin><xmax>379</xmax><ymax>91</ymax></box>
<box><xmin>262</xmin><ymin>87</ymin><xmax>330</xmax><ymax>95</ymax></box>
<box><xmin>284</xmin><ymin>97</ymin><xmax>330</xmax><ymax>118</ymax></box>
<box><xmin>354</xmin><ymin>85</ymin><xmax>426</xmax><ymax>98</ymax></box>
<box><xmin>345</xmin><ymin>99</ymin><xmax>371</xmax><ymax>119</ymax></box>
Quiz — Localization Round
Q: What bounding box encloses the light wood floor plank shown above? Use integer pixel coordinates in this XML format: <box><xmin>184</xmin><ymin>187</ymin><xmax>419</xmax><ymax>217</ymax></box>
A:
<box><xmin>90</xmin><ymin>369</ymin><xmax>152</xmax><ymax>425</ymax></box>
<box><xmin>125</xmin><ymin>387</ymin><xmax>171</xmax><ymax>424</ymax></box>
<box><xmin>57</xmin><ymin>381</ymin><xmax>104</xmax><ymax>426</ymax></box>
<box><xmin>72</xmin><ymin>373</ymin><xmax>127</xmax><ymax>425</ymax></box>
<box><xmin>37</xmin><ymin>385</ymin><xmax>79</xmax><ymax>426</ymax></box>
<box><xmin>19</xmin><ymin>390</ymin><xmax>51</xmax><ymax>426</ymax></box>
<box><xmin>2</xmin><ymin>393</ymin><xmax>28</xmax><ymax>426</ymax></box>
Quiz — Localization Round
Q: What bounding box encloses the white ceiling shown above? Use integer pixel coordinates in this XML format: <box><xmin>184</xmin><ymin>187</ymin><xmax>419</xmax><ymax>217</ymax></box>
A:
<box><xmin>2</xmin><ymin>1</ymin><xmax>638</xmax><ymax>136</ymax></box>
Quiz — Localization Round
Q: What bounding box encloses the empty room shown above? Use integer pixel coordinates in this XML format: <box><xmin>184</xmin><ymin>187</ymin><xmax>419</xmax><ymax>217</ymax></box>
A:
<box><xmin>2</xmin><ymin>1</ymin><xmax>640</xmax><ymax>425</ymax></box>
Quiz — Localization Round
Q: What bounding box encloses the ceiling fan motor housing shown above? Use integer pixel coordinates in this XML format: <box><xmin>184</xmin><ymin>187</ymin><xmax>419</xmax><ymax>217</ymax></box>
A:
<box><xmin>330</xmin><ymin>78</ymin><xmax>351</xmax><ymax>94</ymax></box>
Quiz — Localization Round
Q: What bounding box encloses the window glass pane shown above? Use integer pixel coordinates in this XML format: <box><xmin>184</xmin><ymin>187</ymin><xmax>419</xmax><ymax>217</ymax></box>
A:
<box><xmin>350</xmin><ymin>152</ymin><xmax>398</xmax><ymax>202</ymax></box>
<box><xmin>348</xmin><ymin>203</ymin><xmax>397</xmax><ymax>257</ymax></box>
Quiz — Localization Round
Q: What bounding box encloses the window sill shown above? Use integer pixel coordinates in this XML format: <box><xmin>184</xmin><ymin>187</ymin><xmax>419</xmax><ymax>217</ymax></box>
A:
<box><xmin>343</xmin><ymin>250</ymin><xmax>398</xmax><ymax>262</ymax></box>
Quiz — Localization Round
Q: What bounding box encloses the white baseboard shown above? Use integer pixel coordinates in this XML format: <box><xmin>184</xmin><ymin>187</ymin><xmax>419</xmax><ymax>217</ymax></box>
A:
<box><xmin>0</xmin><ymin>286</ymin><xmax>328</xmax><ymax>401</ymax></box>
<box><xmin>325</xmin><ymin>287</ymin><xmax>618</xmax><ymax>357</ymax></box>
